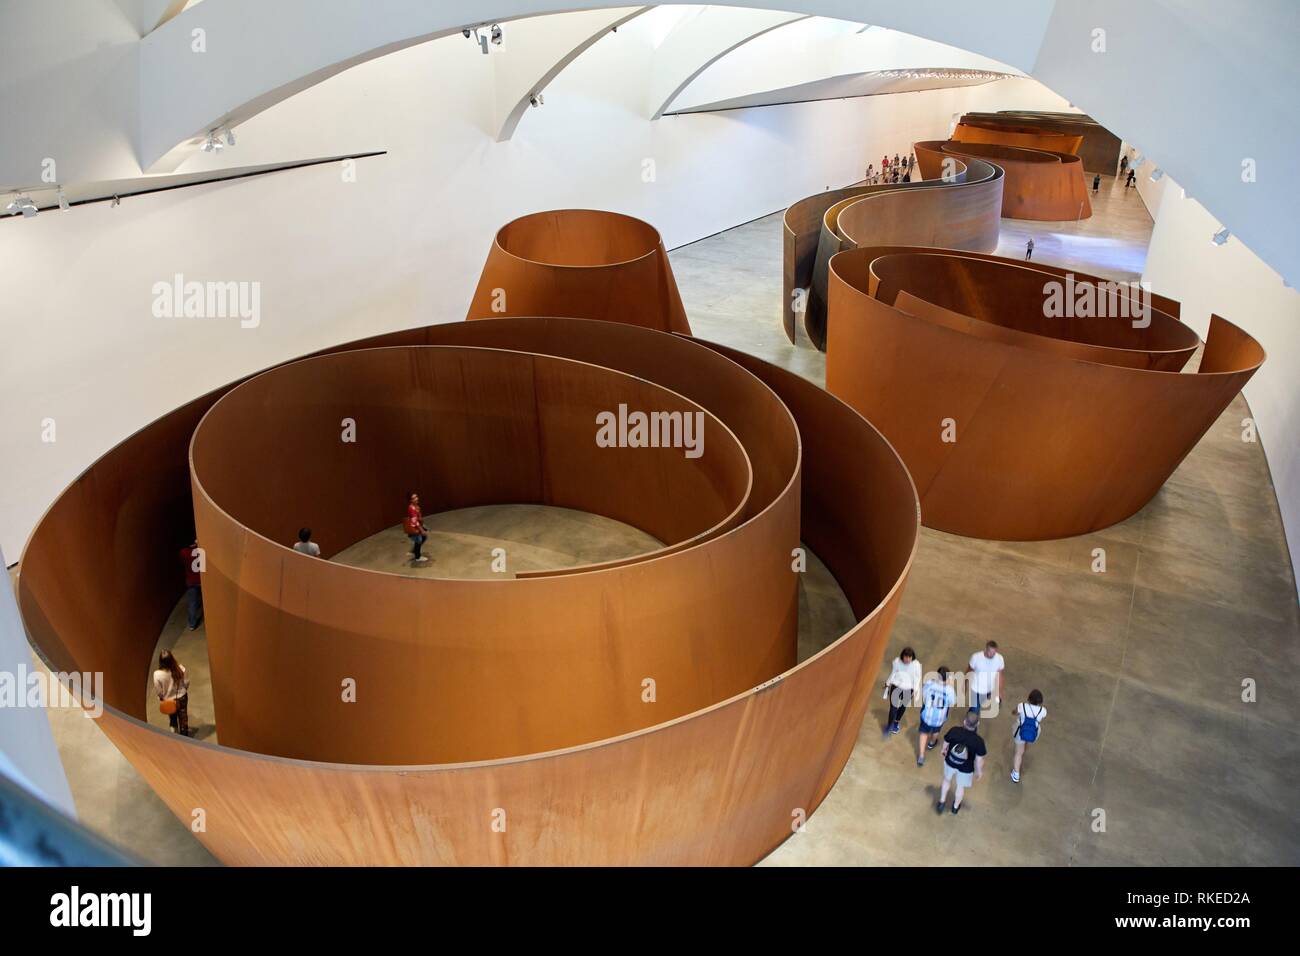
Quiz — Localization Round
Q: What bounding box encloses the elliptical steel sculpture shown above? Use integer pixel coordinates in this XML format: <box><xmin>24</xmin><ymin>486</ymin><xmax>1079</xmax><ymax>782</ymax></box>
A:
<box><xmin>466</xmin><ymin>208</ymin><xmax>691</xmax><ymax>334</ymax></box>
<box><xmin>17</xmin><ymin>210</ymin><xmax>919</xmax><ymax>865</ymax></box>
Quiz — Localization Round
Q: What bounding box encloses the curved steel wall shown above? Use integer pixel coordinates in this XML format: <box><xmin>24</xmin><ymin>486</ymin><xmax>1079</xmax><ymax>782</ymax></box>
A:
<box><xmin>825</xmin><ymin>246</ymin><xmax>1265</xmax><ymax>540</ymax></box>
<box><xmin>782</xmin><ymin>158</ymin><xmax>1004</xmax><ymax>348</ymax></box>
<box><xmin>957</xmin><ymin>111</ymin><xmax>1122</xmax><ymax>175</ymax></box>
<box><xmin>952</xmin><ymin>121</ymin><xmax>1083</xmax><ymax>156</ymax></box>
<box><xmin>915</xmin><ymin>140</ymin><xmax>1092</xmax><ymax>221</ymax></box>
<box><xmin>190</xmin><ymin>345</ymin><xmax>783</xmax><ymax>765</ymax></box>
<box><xmin>18</xmin><ymin>313</ymin><xmax>919</xmax><ymax>866</ymax></box>
<box><xmin>466</xmin><ymin>209</ymin><xmax>691</xmax><ymax>334</ymax></box>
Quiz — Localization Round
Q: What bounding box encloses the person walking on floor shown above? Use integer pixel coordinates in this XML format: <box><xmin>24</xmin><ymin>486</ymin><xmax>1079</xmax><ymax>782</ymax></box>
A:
<box><xmin>1010</xmin><ymin>689</ymin><xmax>1047</xmax><ymax>783</ymax></box>
<box><xmin>1024</xmin><ymin>237</ymin><xmax>1035</xmax><ymax>261</ymax></box>
<box><xmin>153</xmin><ymin>649</ymin><xmax>191</xmax><ymax>737</ymax></box>
<box><xmin>293</xmin><ymin>527</ymin><xmax>321</xmax><ymax>557</ymax></box>
<box><xmin>1120</xmin><ymin>153</ymin><xmax>1129</xmax><ymax>176</ymax></box>
<box><xmin>966</xmin><ymin>640</ymin><xmax>1005</xmax><ymax>713</ymax></box>
<box><xmin>917</xmin><ymin>666</ymin><xmax>956</xmax><ymax>766</ymax></box>
<box><xmin>406</xmin><ymin>492</ymin><xmax>429</xmax><ymax>563</ymax></box>
<box><xmin>1126</xmin><ymin>169</ymin><xmax>1136</xmax><ymax>188</ymax></box>
<box><xmin>1092</xmin><ymin>173</ymin><xmax>1101</xmax><ymax>194</ymax></box>
<box><xmin>937</xmin><ymin>711</ymin><xmax>986</xmax><ymax>815</ymax></box>
<box><xmin>883</xmin><ymin>646</ymin><xmax>922</xmax><ymax>737</ymax></box>
<box><xmin>178</xmin><ymin>539</ymin><xmax>203</xmax><ymax>630</ymax></box>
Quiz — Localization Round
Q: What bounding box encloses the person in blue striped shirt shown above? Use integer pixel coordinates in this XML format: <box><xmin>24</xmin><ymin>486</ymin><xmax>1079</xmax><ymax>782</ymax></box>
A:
<box><xmin>916</xmin><ymin>667</ymin><xmax>957</xmax><ymax>767</ymax></box>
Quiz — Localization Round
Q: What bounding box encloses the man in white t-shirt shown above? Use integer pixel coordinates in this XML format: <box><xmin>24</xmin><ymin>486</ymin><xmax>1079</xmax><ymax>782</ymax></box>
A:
<box><xmin>966</xmin><ymin>641</ymin><xmax>1005</xmax><ymax>715</ymax></box>
<box><xmin>293</xmin><ymin>527</ymin><xmax>322</xmax><ymax>557</ymax></box>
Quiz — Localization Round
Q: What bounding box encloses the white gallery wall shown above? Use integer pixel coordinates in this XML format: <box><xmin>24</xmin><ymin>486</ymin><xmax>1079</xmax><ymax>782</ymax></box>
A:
<box><xmin>1142</xmin><ymin>179</ymin><xmax>1300</xmax><ymax>580</ymax></box>
<box><xmin>0</xmin><ymin>12</ymin><xmax>1067</xmax><ymax>560</ymax></box>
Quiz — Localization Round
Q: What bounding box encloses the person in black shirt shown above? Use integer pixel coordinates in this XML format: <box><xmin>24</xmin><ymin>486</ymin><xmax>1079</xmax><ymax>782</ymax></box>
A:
<box><xmin>937</xmin><ymin>711</ymin><xmax>986</xmax><ymax>815</ymax></box>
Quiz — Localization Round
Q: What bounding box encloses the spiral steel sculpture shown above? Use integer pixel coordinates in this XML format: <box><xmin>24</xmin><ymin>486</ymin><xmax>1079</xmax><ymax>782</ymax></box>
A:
<box><xmin>18</xmin><ymin>224</ymin><xmax>919</xmax><ymax>863</ymax></box>
<box><xmin>783</xmin><ymin>158</ymin><xmax>1004</xmax><ymax>348</ymax></box>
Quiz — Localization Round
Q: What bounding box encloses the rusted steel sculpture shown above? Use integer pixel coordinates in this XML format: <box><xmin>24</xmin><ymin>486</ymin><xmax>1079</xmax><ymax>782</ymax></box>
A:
<box><xmin>914</xmin><ymin>139</ymin><xmax>1092</xmax><ymax>221</ymax></box>
<box><xmin>952</xmin><ymin>121</ymin><xmax>1083</xmax><ymax>156</ymax></box>
<box><xmin>466</xmin><ymin>209</ymin><xmax>691</xmax><ymax>334</ymax></box>
<box><xmin>825</xmin><ymin>246</ymin><xmax>1265</xmax><ymax>540</ymax></box>
<box><xmin>18</xmin><ymin>312</ymin><xmax>919</xmax><ymax>866</ymax></box>
<box><xmin>957</xmin><ymin>110</ymin><xmax>1122</xmax><ymax>175</ymax></box>
<box><xmin>783</xmin><ymin>158</ymin><xmax>1004</xmax><ymax>347</ymax></box>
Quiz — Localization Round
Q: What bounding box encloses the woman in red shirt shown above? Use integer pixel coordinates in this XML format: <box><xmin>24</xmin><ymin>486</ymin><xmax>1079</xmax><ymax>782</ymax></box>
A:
<box><xmin>405</xmin><ymin>493</ymin><xmax>429</xmax><ymax>563</ymax></box>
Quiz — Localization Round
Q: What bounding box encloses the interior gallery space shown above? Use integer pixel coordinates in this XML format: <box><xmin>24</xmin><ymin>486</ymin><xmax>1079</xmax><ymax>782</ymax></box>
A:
<box><xmin>1</xmin><ymin>0</ymin><xmax>1298</xmax><ymax>885</ymax></box>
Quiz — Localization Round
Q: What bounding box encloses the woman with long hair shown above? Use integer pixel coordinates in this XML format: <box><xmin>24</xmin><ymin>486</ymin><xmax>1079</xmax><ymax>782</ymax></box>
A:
<box><xmin>882</xmin><ymin>646</ymin><xmax>922</xmax><ymax>737</ymax></box>
<box><xmin>153</xmin><ymin>649</ymin><xmax>190</xmax><ymax>737</ymax></box>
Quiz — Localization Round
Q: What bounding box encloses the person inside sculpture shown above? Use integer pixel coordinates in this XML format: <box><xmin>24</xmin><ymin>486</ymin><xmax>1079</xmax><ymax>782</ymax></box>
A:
<box><xmin>937</xmin><ymin>711</ymin><xmax>986</xmax><ymax>815</ymax></box>
<box><xmin>1010</xmin><ymin>689</ymin><xmax>1047</xmax><ymax>783</ymax></box>
<box><xmin>917</xmin><ymin>666</ymin><xmax>956</xmax><ymax>767</ymax></box>
<box><xmin>883</xmin><ymin>646</ymin><xmax>922</xmax><ymax>737</ymax></box>
<box><xmin>178</xmin><ymin>538</ymin><xmax>202</xmax><ymax>630</ymax></box>
<box><xmin>153</xmin><ymin>649</ymin><xmax>190</xmax><ymax>737</ymax></box>
<box><xmin>1024</xmin><ymin>237</ymin><xmax>1035</xmax><ymax>261</ymax></box>
<box><xmin>1093</xmin><ymin>173</ymin><xmax>1101</xmax><ymax>194</ymax></box>
<box><xmin>405</xmin><ymin>492</ymin><xmax>429</xmax><ymax>563</ymax></box>
<box><xmin>966</xmin><ymin>640</ymin><xmax>1005</xmax><ymax>713</ymax></box>
<box><xmin>293</xmin><ymin>527</ymin><xmax>321</xmax><ymax>557</ymax></box>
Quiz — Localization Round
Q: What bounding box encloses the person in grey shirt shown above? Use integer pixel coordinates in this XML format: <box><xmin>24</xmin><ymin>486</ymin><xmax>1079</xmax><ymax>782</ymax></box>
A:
<box><xmin>293</xmin><ymin>527</ymin><xmax>321</xmax><ymax>557</ymax></box>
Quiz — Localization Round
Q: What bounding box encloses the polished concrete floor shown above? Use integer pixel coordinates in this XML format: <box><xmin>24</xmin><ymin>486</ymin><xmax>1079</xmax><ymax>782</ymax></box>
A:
<box><xmin>23</xmin><ymin>174</ymin><xmax>1300</xmax><ymax>865</ymax></box>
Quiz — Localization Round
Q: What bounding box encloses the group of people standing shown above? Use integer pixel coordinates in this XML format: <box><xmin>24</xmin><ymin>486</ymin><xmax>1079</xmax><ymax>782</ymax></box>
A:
<box><xmin>882</xmin><ymin>640</ymin><xmax>1047</xmax><ymax>814</ymax></box>
<box><xmin>865</xmin><ymin>151</ymin><xmax>915</xmax><ymax>185</ymax></box>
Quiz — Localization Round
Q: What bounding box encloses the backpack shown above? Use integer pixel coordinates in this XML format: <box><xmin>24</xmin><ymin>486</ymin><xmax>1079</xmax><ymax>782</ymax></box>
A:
<box><xmin>1019</xmin><ymin>706</ymin><xmax>1041</xmax><ymax>743</ymax></box>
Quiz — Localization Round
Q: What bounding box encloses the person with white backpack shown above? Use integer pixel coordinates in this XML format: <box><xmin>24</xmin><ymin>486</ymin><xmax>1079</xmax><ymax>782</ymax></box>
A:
<box><xmin>1011</xmin><ymin>689</ymin><xmax>1047</xmax><ymax>783</ymax></box>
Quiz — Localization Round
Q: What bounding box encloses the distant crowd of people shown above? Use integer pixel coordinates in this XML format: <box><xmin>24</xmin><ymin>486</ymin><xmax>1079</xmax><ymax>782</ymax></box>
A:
<box><xmin>865</xmin><ymin>151</ymin><xmax>916</xmax><ymax>185</ymax></box>
<box><xmin>882</xmin><ymin>640</ymin><xmax>1047</xmax><ymax>814</ymax></box>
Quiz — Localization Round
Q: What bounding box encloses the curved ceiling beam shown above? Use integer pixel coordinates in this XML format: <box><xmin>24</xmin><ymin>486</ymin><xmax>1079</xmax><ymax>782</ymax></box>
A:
<box><xmin>133</xmin><ymin>0</ymin><xmax>1298</xmax><ymax>285</ymax></box>
<box><xmin>645</xmin><ymin>8</ymin><xmax>810</xmax><ymax>121</ymax></box>
<box><xmin>138</xmin><ymin>0</ymin><xmax>1052</xmax><ymax>173</ymax></box>
<box><xmin>495</xmin><ymin>7</ymin><xmax>650</xmax><ymax>142</ymax></box>
<box><xmin>113</xmin><ymin>0</ymin><xmax>190</xmax><ymax>37</ymax></box>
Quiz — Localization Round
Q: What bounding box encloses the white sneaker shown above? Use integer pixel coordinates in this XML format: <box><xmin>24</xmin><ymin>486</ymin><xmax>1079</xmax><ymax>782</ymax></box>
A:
<box><xmin>415</xmin><ymin>556</ymin><xmax>429</xmax><ymax>563</ymax></box>
<box><xmin>1010</xmin><ymin>770</ymin><xmax>1020</xmax><ymax>783</ymax></box>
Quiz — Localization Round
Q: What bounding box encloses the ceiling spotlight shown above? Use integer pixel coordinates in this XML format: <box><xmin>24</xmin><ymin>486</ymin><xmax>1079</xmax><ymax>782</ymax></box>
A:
<box><xmin>5</xmin><ymin>193</ymin><xmax>39</xmax><ymax>218</ymax></box>
<box><xmin>57</xmin><ymin>188</ymin><xmax>69</xmax><ymax>210</ymax></box>
<box><xmin>224</xmin><ymin>127</ymin><xmax>236</xmax><ymax>147</ymax></box>
<box><xmin>200</xmin><ymin>131</ymin><xmax>224</xmax><ymax>153</ymax></box>
<box><xmin>1211</xmin><ymin>228</ymin><xmax>1230</xmax><ymax>246</ymax></box>
<box><xmin>529</xmin><ymin>92</ymin><xmax>544</xmax><ymax>108</ymax></box>
<box><xmin>490</xmin><ymin>24</ymin><xmax>503</xmax><ymax>45</ymax></box>
<box><xmin>1149</xmin><ymin>167</ymin><xmax>1164</xmax><ymax>182</ymax></box>
<box><xmin>111</xmin><ymin>195</ymin><xmax>121</xmax><ymax>208</ymax></box>
<box><xmin>462</xmin><ymin>28</ymin><xmax>472</xmax><ymax>38</ymax></box>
